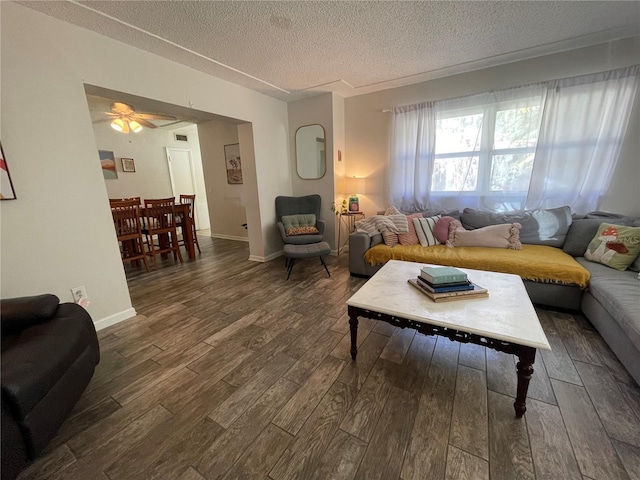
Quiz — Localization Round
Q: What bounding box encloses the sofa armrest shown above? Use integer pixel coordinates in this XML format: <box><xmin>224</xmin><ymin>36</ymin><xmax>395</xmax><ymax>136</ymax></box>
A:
<box><xmin>316</xmin><ymin>219</ymin><xmax>326</xmax><ymax>236</ymax></box>
<box><xmin>349</xmin><ymin>232</ymin><xmax>373</xmax><ymax>276</ymax></box>
<box><xmin>1</xmin><ymin>294</ymin><xmax>60</xmax><ymax>334</ymax></box>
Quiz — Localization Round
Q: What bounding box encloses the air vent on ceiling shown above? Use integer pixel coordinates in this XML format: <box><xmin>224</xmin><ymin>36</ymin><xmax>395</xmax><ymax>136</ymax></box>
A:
<box><xmin>174</xmin><ymin>133</ymin><xmax>188</xmax><ymax>142</ymax></box>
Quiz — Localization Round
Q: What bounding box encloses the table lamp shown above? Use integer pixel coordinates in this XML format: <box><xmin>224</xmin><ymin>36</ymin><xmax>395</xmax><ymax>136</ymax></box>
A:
<box><xmin>346</xmin><ymin>176</ymin><xmax>365</xmax><ymax>212</ymax></box>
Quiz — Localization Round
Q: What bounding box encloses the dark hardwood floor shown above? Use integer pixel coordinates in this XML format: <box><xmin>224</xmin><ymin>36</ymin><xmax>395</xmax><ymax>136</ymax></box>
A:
<box><xmin>18</xmin><ymin>236</ymin><xmax>640</xmax><ymax>480</ymax></box>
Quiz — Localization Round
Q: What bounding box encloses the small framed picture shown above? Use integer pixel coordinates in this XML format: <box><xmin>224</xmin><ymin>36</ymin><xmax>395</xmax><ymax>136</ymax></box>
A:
<box><xmin>121</xmin><ymin>158</ymin><xmax>136</xmax><ymax>172</ymax></box>
<box><xmin>99</xmin><ymin>150</ymin><xmax>117</xmax><ymax>179</ymax></box>
<box><xmin>224</xmin><ymin>143</ymin><xmax>242</xmax><ymax>184</ymax></box>
<box><xmin>1</xmin><ymin>141</ymin><xmax>17</xmax><ymax>200</ymax></box>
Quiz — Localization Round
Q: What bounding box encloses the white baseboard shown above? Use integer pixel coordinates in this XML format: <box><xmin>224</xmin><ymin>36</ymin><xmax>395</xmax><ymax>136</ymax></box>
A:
<box><xmin>94</xmin><ymin>307</ymin><xmax>137</xmax><ymax>331</ymax></box>
<box><xmin>210</xmin><ymin>233</ymin><xmax>249</xmax><ymax>242</ymax></box>
<box><xmin>265</xmin><ymin>250</ymin><xmax>283</xmax><ymax>262</ymax></box>
<box><xmin>248</xmin><ymin>250</ymin><xmax>283</xmax><ymax>263</ymax></box>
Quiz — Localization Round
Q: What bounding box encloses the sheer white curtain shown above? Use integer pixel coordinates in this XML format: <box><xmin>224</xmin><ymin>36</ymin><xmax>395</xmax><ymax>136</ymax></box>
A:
<box><xmin>388</xmin><ymin>102</ymin><xmax>435</xmax><ymax>212</ymax></box>
<box><xmin>389</xmin><ymin>66</ymin><xmax>639</xmax><ymax>214</ymax></box>
<box><xmin>525</xmin><ymin>66</ymin><xmax>639</xmax><ymax>214</ymax></box>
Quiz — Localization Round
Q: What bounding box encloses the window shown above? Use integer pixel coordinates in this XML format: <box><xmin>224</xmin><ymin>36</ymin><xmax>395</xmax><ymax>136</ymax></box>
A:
<box><xmin>389</xmin><ymin>66</ymin><xmax>638</xmax><ymax>214</ymax></box>
<box><xmin>432</xmin><ymin>97</ymin><xmax>542</xmax><ymax>208</ymax></box>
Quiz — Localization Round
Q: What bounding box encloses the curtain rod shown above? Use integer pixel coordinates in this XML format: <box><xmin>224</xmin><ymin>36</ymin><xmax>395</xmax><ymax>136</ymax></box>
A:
<box><xmin>380</xmin><ymin>64</ymin><xmax>639</xmax><ymax>113</ymax></box>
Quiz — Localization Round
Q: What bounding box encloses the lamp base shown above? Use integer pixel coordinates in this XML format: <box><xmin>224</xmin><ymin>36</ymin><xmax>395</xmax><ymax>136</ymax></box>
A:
<box><xmin>348</xmin><ymin>195</ymin><xmax>360</xmax><ymax>212</ymax></box>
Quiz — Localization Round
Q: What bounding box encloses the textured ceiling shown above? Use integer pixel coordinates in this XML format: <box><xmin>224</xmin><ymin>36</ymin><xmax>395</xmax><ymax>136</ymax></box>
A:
<box><xmin>21</xmin><ymin>1</ymin><xmax>640</xmax><ymax>102</ymax></box>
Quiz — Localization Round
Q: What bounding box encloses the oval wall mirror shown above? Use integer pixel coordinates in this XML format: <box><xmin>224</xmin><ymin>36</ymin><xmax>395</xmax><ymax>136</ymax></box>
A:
<box><xmin>296</xmin><ymin>124</ymin><xmax>326</xmax><ymax>179</ymax></box>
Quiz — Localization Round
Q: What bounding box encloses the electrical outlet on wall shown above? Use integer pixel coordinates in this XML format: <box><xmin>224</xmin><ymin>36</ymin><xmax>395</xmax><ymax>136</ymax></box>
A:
<box><xmin>71</xmin><ymin>286</ymin><xmax>88</xmax><ymax>303</ymax></box>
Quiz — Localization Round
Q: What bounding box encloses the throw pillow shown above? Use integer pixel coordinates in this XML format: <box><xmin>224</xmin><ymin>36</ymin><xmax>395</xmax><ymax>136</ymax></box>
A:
<box><xmin>563</xmin><ymin>218</ymin><xmax>636</xmax><ymax>257</ymax></box>
<box><xmin>385</xmin><ymin>205</ymin><xmax>402</xmax><ymax>216</ymax></box>
<box><xmin>584</xmin><ymin>223</ymin><xmax>640</xmax><ymax>271</ymax></box>
<box><xmin>461</xmin><ymin>206</ymin><xmax>571</xmax><ymax>247</ymax></box>
<box><xmin>434</xmin><ymin>216</ymin><xmax>456</xmax><ymax>244</ymax></box>
<box><xmin>413</xmin><ymin>215</ymin><xmax>441</xmax><ymax>247</ymax></box>
<box><xmin>285</xmin><ymin>226</ymin><xmax>320</xmax><ymax>236</ymax></box>
<box><xmin>382</xmin><ymin>231</ymin><xmax>399</xmax><ymax>247</ymax></box>
<box><xmin>447</xmin><ymin>220</ymin><xmax>522</xmax><ymax>249</ymax></box>
<box><xmin>398</xmin><ymin>213</ymin><xmax>423</xmax><ymax>245</ymax></box>
<box><xmin>382</xmin><ymin>206</ymin><xmax>402</xmax><ymax>246</ymax></box>
<box><xmin>281</xmin><ymin>214</ymin><xmax>316</xmax><ymax>230</ymax></box>
<box><xmin>630</xmin><ymin>220</ymin><xmax>640</xmax><ymax>272</ymax></box>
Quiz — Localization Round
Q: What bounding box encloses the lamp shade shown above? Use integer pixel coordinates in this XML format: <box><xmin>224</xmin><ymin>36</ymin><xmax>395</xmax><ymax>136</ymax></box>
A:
<box><xmin>111</xmin><ymin>118</ymin><xmax>125</xmax><ymax>132</ymax></box>
<box><xmin>129</xmin><ymin>120</ymin><xmax>143</xmax><ymax>133</ymax></box>
<box><xmin>346</xmin><ymin>176</ymin><xmax>365</xmax><ymax>195</ymax></box>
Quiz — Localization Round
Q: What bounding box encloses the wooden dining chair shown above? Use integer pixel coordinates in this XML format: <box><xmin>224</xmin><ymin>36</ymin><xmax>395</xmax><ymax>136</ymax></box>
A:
<box><xmin>143</xmin><ymin>197</ymin><xmax>183</xmax><ymax>268</ymax></box>
<box><xmin>110</xmin><ymin>197</ymin><xmax>141</xmax><ymax>205</ymax></box>
<box><xmin>110</xmin><ymin>199</ymin><xmax>150</xmax><ymax>272</ymax></box>
<box><xmin>178</xmin><ymin>194</ymin><xmax>201</xmax><ymax>254</ymax></box>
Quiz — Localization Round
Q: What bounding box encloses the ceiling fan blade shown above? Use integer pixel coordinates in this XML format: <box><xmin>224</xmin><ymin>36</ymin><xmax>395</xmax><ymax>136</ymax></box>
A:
<box><xmin>136</xmin><ymin>118</ymin><xmax>157</xmax><ymax>129</ymax></box>
<box><xmin>92</xmin><ymin>118</ymin><xmax>112</xmax><ymax>124</ymax></box>
<box><xmin>111</xmin><ymin>102</ymin><xmax>135</xmax><ymax>114</ymax></box>
<box><xmin>136</xmin><ymin>113</ymin><xmax>177</xmax><ymax>121</ymax></box>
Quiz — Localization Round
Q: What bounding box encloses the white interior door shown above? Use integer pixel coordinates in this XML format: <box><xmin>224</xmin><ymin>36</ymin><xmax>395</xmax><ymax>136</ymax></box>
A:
<box><xmin>166</xmin><ymin>147</ymin><xmax>209</xmax><ymax>230</ymax></box>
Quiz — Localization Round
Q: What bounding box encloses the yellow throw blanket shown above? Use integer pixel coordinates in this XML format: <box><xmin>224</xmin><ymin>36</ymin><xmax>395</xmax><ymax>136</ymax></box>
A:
<box><xmin>364</xmin><ymin>244</ymin><xmax>590</xmax><ymax>288</ymax></box>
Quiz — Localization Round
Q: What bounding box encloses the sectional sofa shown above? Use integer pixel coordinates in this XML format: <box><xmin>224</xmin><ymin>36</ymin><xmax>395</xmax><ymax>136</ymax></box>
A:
<box><xmin>348</xmin><ymin>207</ymin><xmax>640</xmax><ymax>384</ymax></box>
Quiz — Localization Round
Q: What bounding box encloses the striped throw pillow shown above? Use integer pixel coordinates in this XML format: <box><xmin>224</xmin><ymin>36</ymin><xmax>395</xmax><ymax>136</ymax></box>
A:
<box><xmin>413</xmin><ymin>215</ymin><xmax>441</xmax><ymax>247</ymax></box>
<box><xmin>382</xmin><ymin>231</ymin><xmax>399</xmax><ymax>247</ymax></box>
<box><xmin>398</xmin><ymin>213</ymin><xmax>423</xmax><ymax>245</ymax></box>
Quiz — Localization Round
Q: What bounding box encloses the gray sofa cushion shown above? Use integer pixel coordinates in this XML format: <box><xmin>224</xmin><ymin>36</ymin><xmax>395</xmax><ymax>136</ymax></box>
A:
<box><xmin>419</xmin><ymin>209</ymin><xmax>461</xmax><ymax>220</ymax></box>
<box><xmin>563</xmin><ymin>218</ymin><xmax>636</xmax><ymax>257</ymax></box>
<box><xmin>461</xmin><ymin>206</ymin><xmax>572</xmax><ymax>247</ymax></box>
<box><xmin>576</xmin><ymin>257</ymin><xmax>640</xmax><ymax>351</ymax></box>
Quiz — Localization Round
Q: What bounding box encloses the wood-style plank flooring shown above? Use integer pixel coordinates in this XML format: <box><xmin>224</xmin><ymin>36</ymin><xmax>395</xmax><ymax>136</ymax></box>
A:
<box><xmin>18</xmin><ymin>237</ymin><xmax>640</xmax><ymax>480</ymax></box>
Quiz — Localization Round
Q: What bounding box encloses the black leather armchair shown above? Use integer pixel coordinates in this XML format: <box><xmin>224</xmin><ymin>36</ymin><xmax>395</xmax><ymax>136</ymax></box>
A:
<box><xmin>275</xmin><ymin>194</ymin><xmax>326</xmax><ymax>245</ymax></box>
<box><xmin>1</xmin><ymin>294</ymin><xmax>100</xmax><ymax>480</ymax></box>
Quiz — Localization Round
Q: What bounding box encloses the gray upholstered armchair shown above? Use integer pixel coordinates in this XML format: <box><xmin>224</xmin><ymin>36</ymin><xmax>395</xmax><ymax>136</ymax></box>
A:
<box><xmin>275</xmin><ymin>194</ymin><xmax>325</xmax><ymax>244</ymax></box>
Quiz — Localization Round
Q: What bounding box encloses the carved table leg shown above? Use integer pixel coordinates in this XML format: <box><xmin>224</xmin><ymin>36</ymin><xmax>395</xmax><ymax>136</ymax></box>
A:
<box><xmin>514</xmin><ymin>346</ymin><xmax>536</xmax><ymax>418</ymax></box>
<box><xmin>348</xmin><ymin>307</ymin><xmax>359</xmax><ymax>360</ymax></box>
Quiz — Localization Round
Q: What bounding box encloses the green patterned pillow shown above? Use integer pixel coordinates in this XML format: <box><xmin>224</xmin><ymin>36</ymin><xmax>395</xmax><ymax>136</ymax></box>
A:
<box><xmin>281</xmin><ymin>214</ymin><xmax>316</xmax><ymax>230</ymax></box>
<box><xmin>584</xmin><ymin>223</ymin><xmax>640</xmax><ymax>271</ymax></box>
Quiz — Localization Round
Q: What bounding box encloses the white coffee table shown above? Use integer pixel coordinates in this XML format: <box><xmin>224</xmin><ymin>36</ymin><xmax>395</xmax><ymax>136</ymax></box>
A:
<box><xmin>346</xmin><ymin>260</ymin><xmax>551</xmax><ymax>417</ymax></box>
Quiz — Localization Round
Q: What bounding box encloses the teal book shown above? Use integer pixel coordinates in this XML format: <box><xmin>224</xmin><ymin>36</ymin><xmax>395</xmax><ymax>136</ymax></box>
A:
<box><xmin>420</xmin><ymin>266</ymin><xmax>468</xmax><ymax>284</ymax></box>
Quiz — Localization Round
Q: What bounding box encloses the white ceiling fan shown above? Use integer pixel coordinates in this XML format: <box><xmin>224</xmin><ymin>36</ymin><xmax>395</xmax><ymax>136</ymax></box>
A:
<box><xmin>100</xmin><ymin>102</ymin><xmax>177</xmax><ymax>133</ymax></box>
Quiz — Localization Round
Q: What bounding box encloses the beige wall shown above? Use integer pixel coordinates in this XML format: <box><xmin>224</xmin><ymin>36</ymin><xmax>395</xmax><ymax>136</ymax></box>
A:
<box><xmin>287</xmin><ymin>93</ymin><xmax>338</xmax><ymax>250</ymax></box>
<box><xmin>332</xmin><ymin>94</ymin><xmax>346</xmax><ymax>249</ymax></box>
<box><xmin>95</xmin><ymin>123</ymin><xmax>209</xmax><ymax>231</ymax></box>
<box><xmin>0</xmin><ymin>3</ymin><xmax>290</xmax><ymax>326</ymax></box>
<box><xmin>345</xmin><ymin>36</ymin><xmax>640</xmax><ymax>217</ymax></box>
<box><xmin>198</xmin><ymin>120</ymin><xmax>247</xmax><ymax>240</ymax></box>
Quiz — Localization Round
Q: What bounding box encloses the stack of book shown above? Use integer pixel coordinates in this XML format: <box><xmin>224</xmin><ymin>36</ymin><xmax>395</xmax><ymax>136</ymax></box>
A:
<box><xmin>408</xmin><ymin>266</ymin><xmax>489</xmax><ymax>302</ymax></box>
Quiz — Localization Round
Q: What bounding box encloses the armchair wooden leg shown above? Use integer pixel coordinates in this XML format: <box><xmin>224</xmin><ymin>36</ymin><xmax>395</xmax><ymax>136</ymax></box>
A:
<box><xmin>286</xmin><ymin>258</ymin><xmax>295</xmax><ymax>280</ymax></box>
<box><xmin>320</xmin><ymin>256</ymin><xmax>331</xmax><ymax>277</ymax></box>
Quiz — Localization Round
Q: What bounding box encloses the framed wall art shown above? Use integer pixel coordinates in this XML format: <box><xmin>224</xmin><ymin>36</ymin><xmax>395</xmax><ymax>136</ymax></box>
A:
<box><xmin>0</xmin><ymin>142</ymin><xmax>17</xmax><ymax>200</ymax></box>
<box><xmin>224</xmin><ymin>143</ymin><xmax>242</xmax><ymax>184</ymax></box>
<box><xmin>98</xmin><ymin>150</ymin><xmax>118</xmax><ymax>179</ymax></box>
<box><xmin>121</xmin><ymin>157</ymin><xmax>136</xmax><ymax>172</ymax></box>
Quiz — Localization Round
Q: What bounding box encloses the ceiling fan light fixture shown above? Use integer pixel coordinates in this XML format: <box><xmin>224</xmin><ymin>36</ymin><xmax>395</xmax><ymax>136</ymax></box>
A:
<box><xmin>111</xmin><ymin>118</ymin><xmax>125</xmax><ymax>132</ymax></box>
<box><xmin>129</xmin><ymin>120</ymin><xmax>143</xmax><ymax>133</ymax></box>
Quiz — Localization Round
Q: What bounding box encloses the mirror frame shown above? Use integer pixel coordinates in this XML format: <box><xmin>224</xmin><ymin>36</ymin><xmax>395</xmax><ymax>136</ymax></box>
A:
<box><xmin>295</xmin><ymin>124</ymin><xmax>327</xmax><ymax>180</ymax></box>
